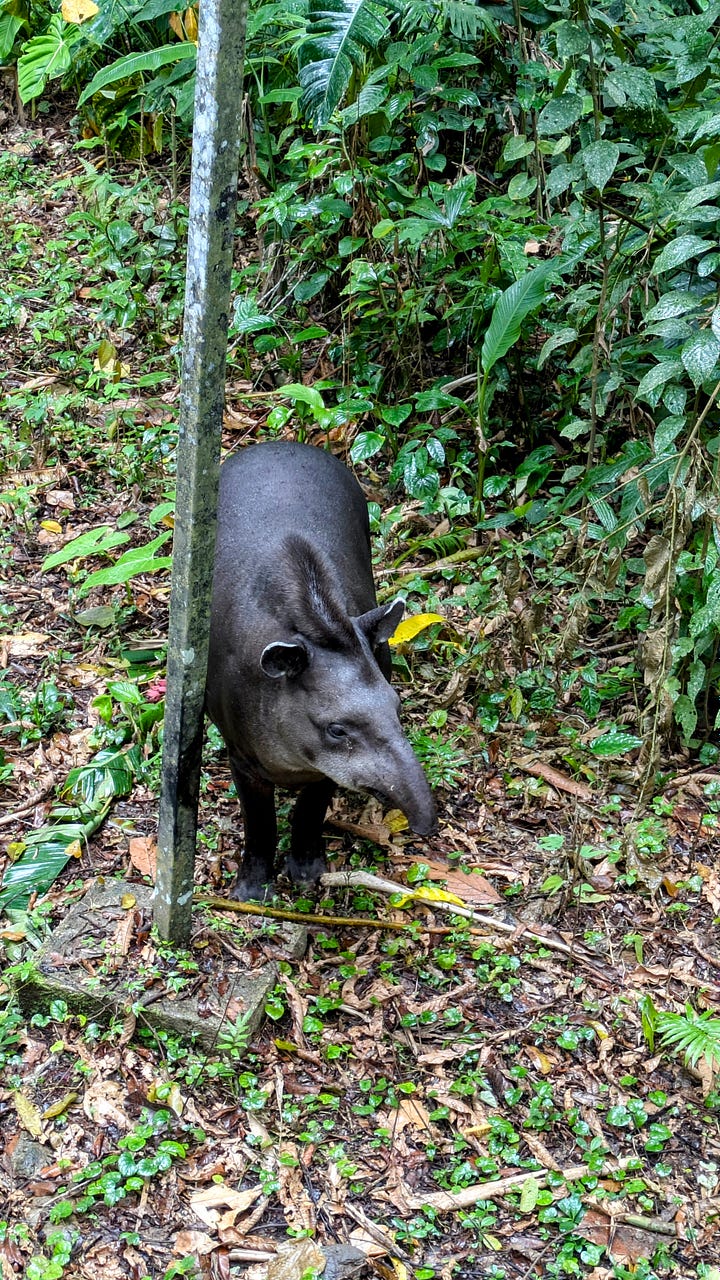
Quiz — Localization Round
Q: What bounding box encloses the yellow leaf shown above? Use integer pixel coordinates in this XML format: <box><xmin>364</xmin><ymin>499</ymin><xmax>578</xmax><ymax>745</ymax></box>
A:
<box><xmin>389</xmin><ymin>612</ymin><xmax>444</xmax><ymax>646</ymax></box>
<box><xmin>67</xmin><ymin>839</ymin><xmax>83</xmax><ymax>860</ymax></box>
<box><xmin>482</xmin><ymin>1235</ymin><xmax>503</xmax><ymax>1253</ymax></box>
<box><xmin>411</xmin><ymin>884</ymin><xmax>465</xmax><ymax>907</ymax></box>
<box><xmin>168</xmin><ymin>10</ymin><xmax>184</xmax><ymax>37</ymax></box>
<box><xmin>43</xmin><ymin>1091</ymin><xmax>77</xmax><ymax>1120</ymax></box>
<box><xmin>587</xmin><ymin>1019</ymin><xmax>609</xmax><ymax>1040</ymax></box>
<box><xmin>13</xmin><ymin>1091</ymin><xmax>44</xmax><ymax>1137</ymax></box>
<box><xmin>184</xmin><ymin>6</ymin><xmax>198</xmax><ymax>39</ymax></box>
<box><xmin>121</xmin><ymin>893</ymin><xmax>137</xmax><ymax>909</ymax></box>
<box><xmin>41</xmin><ymin>519</ymin><xmax>63</xmax><ymax>534</ymax></box>
<box><xmin>61</xmin><ymin>0</ymin><xmax>98</xmax><ymax>21</ymax></box>
<box><xmin>525</xmin><ymin>1044</ymin><xmax>553</xmax><ymax>1074</ymax></box>
<box><xmin>384</xmin><ymin>808</ymin><xmax>409</xmax><ymax>833</ymax></box>
<box><xmin>391</xmin><ymin>1262</ymin><xmax>409</xmax><ymax>1280</ymax></box>
<box><xmin>393</xmin><ymin>885</ymin><xmax>466</xmax><ymax>908</ymax></box>
<box><xmin>7</xmin><ymin>842</ymin><xmax>26</xmax><ymax>861</ymax></box>
<box><xmin>94</xmin><ymin>338</ymin><xmax>118</xmax><ymax>372</ymax></box>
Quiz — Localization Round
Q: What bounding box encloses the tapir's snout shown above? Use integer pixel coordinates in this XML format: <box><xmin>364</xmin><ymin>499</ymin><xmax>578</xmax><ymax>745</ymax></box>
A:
<box><xmin>364</xmin><ymin>733</ymin><xmax>437</xmax><ymax>839</ymax></box>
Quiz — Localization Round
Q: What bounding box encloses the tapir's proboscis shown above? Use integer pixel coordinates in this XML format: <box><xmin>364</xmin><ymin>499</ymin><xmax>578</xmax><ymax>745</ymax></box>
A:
<box><xmin>206</xmin><ymin>441</ymin><xmax>437</xmax><ymax>900</ymax></box>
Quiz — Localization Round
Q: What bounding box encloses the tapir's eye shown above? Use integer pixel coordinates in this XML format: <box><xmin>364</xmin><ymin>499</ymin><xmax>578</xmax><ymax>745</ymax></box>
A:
<box><xmin>326</xmin><ymin>723</ymin><xmax>348</xmax><ymax>743</ymax></box>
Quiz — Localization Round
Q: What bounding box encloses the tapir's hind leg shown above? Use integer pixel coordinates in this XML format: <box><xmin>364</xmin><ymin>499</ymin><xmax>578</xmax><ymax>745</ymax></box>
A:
<box><xmin>286</xmin><ymin>779</ymin><xmax>336</xmax><ymax>886</ymax></box>
<box><xmin>228</xmin><ymin>755</ymin><xmax>277</xmax><ymax>900</ymax></box>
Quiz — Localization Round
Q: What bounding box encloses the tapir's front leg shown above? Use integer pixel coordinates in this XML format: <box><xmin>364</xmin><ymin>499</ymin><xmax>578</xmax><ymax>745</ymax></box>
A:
<box><xmin>286</xmin><ymin>779</ymin><xmax>336</xmax><ymax>886</ymax></box>
<box><xmin>228</xmin><ymin>754</ymin><xmax>277</xmax><ymax>900</ymax></box>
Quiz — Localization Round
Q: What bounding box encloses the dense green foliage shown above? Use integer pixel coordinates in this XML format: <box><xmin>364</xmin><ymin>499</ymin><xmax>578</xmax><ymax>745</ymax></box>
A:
<box><xmin>3</xmin><ymin>0</ymin><xmax>720</xmax><ymax>768</ymax></box>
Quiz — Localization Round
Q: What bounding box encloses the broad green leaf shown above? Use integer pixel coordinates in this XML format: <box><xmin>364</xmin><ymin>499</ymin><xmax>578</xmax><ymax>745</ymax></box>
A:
<box><xmin>636</xmin><ymin>360</ymin><xmax>684</xmax><ymax>401</ymax></box>
<box><xmin>0</xmin><ymin>746</ymin><xmax>141</xmax><ymax>910</ymax></box>
<box><xmin>18</xmin><ymin>14</ymin><xmax>75</xmax><ymax>102</ymax></box>
<box><xmin>389</xmin><ymin>613</ymin><xmax>444</xmax><ymax>646</ymax></box>
<box><xmin>42</xmin><ymin>526</ymin><xmax>130</xmax><ymax>572</ymax></box>
<box><xmin>338</xmin><ymin>75</ymin><xmax>387</xmax><ymax>125</ymax></box>
<box><xmin>712</xmin><ymin>303</ymin><xmax>720</xmax><ymax>342</ymax></box>
<box><xmin>604</xmin><ymin>65</ymin><xmax>657</xmax><ymax>107</ymax></box>
<box><xmin>350</xmin><ymin>432</ymin><xmax>385</xmax><ymax>463</ymax></box>
<box><xmin>0</xmin><ymin>11</ymin><xmax>26</xmax><ymax>59</ymax></box>
<box><xmin>653</xmin><ymin>415</ymin><xmax>685</xmax><ymax>454</ymax></box>
<box><xmin>538</xmin><ymin>327</ymin><xmax>577</xmax><ymax>368</ymax></box>
<box><xmin>537</xmin><ymin>93</ymin><xmax>584</xmax><ymax>137</ymax></box>
<box><xmin>507</xmin><ymin>173</ymin><xmax>537</xmax><ymax>200</ymax></box>
<box><xmin>652</xmin><ymin>235</ymin><xmax>713</xmax><ymax>274</ymax></box>
<box><xmin>481</xmin><ymin>262</ymin><xmax>556</xmax><ymax>375</ymax></box>
<box><xmin>643</xmin><ymin>292</ymin><xmax>701</xmax><ymax>324</ymax></box>
<box><xmin>677</xmin><ymin>182</ymin><xmax>720</xmax><ymax>215</ymax></box>
<box><xmin>79</xmin><ymin>531</ymin><xmax>173</xmax><ymax>595</ymax></box>
<box><xmin>298</xmin><ymin>0</ymin><xmax>389</xmax><ymax>125</ymax></box>
<box><xmin>590</xmin><ymin>730</ymin><xmax>643</xmax><ymax>757</ymax></box>
<box><xmin>73</xmin><ymin>606</ymin><xmax>117</xmax><ymax>628</ymax></box>
<box><xmin>77</xmin><ymin>43</ymin><xmax>196</xmax><ymax>106</ymax></box>
<box><xmin>519</xmin><ymin>1176</ymin><xmax>541</xmax><ymax>1214</ymax></box>
<box><xmin>279</xmin><ymin>383</ymin><xmax>326</xmax><ymax>412</ymax></box>
<box><xmin>554</xmin><ymin>19</ymin><xmax>588</xmax><ymax>57</ymax></box>
<box><xmin>503</xmin><ymin>135</ymin><xmax>534</xmax><ymax>163</ymax></box>
<box><xmin>582</xmin><ymin>139</ymin><xmax>619</xmax><ymax>191</ymax></box>
<box><xmin>681</xmin><ymin>331</ymin><xmax>720</xmax><ymax>386</ymax></box>
<box><xmin>232</xmin><ymin>296</ymin><xmax>275</xmax><ymax>334</ymax></box>
<box><xmin>588</xmin><ymin>496</ymin><xmax>616</xmax><ymax>531</ymax></box>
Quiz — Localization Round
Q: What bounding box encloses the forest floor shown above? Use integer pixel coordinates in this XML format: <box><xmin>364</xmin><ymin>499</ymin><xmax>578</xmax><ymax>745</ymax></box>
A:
<box><xmin>2</xmin><ymin>116</ymin><xmax>720</xmax><ymax>1280</ymax></box>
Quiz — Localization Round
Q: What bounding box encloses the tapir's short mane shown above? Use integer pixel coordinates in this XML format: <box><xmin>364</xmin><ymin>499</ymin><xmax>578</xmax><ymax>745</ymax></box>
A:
<box><xmin>265</xmin><ymin>536</ymin><xmax>356</xmax><ymax>647</ymax></box>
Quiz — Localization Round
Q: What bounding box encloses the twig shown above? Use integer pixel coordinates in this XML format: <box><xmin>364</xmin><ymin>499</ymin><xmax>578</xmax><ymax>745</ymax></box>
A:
<box><xmin>584</xmin><ymin>1196</ymin><xmax>680</xmax><ymax>1238</ymax></box>
<box><xmin>198</xmin><ymin>893</ymin><xmax>408</xmax><ymax>931</ymax></box>
<box><xmin>392</xmin><ymin>1156</ymin><xmax>636</xmax><ymax>1213</ymax></box>
<box><xmin>376</xmin><ymin>546</ymin><xmax>484</xmax><ymax>600</ymax></box>
<box><xmin>0</xmin><ymin>781</ymin><xmax>56</xmax><ymax>827</ymax></box>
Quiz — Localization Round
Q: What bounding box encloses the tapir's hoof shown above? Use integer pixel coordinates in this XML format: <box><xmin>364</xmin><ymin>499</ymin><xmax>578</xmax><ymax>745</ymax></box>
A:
<box><xmin>285</xmin><ymin>853</ymin><xmax>327</xmax><ymax>887</ymax></box>
<box><xmin>231</xmin><ymin>876</ymin><xmax>274</xmax><ymax>903</ymax></box>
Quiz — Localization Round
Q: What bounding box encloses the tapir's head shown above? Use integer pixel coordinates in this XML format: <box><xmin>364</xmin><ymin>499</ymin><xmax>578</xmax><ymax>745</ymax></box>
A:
<box><xmin>256</xmin><ymin>587</ymin><xmax>437</xmax><ymax>838</ymax></box>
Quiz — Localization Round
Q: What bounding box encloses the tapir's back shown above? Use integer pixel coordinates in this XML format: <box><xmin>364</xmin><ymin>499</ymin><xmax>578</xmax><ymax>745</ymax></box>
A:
<box><xmin>212</xmin><ymin>440</ymin><xmax>378</xmax><ymax>626</ymax></box>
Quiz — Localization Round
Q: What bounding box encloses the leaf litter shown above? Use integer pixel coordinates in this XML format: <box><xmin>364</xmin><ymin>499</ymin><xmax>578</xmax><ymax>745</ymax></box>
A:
<box><xmin>1</xmin><ymin>123</ymin><xmax>720</xmax><ymax>1280</ymax></box>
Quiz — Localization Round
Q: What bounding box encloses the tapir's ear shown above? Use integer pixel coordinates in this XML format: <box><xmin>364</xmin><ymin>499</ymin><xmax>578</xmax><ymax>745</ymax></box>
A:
<box><xmin>260</xmin><ymin>641</ymin><xmax>308</xmax><ymax>679</ymax></box>
<box><xmin>356</xmin><ymin>599</ymin><xmax>405</xmax><ymax>647</ymax></box>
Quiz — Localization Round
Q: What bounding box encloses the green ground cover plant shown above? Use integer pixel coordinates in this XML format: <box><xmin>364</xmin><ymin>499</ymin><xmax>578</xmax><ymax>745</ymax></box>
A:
<box><xmin>2</xmin><ymin>0</ymin><xmax>720</xmax><ymax>1275</ymax></box>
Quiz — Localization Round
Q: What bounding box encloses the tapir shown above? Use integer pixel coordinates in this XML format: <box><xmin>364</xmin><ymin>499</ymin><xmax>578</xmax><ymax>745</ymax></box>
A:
<box><xmin>206</xmin><ymin>440</ymin><xmax>437</xmax><ymax>900</ymax></box>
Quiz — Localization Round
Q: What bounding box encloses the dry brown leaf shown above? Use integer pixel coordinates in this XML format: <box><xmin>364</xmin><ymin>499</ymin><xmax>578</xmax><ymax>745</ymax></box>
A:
<box><xmin>190</xmin><ymin>1184</ymin><xmax>263</xmax><ymax>1228</ymax></box>
<box><xmin>524</xmin><ymin>1045</ymin><xmax>555</xmax><ymax>1074</ymax></box>
<box><xmin>383</xmin><ymin>1096</ymin><xmax>432</xmax><ymax>1135</ymax></box>
<box><xmin>516</xmin><ymin>758</ymin><xmax>593</xmax><ymax>801</ymax></box>
<box><xmin>128</xmin><ymin>836</ymin><xmax>157</xmax><ymax>879</ymax></box>
<box><xmin>422</xmin><ymin>859</ymin><xmax>502</xmax><ymax>906</ymax></box>
<box><xmin>578</xmin><ymin>1208</ymin><xmax>669</xmax><ymax>1262</ymax></box>
<box><xmin>267</xmin><ymin>1240</ymin><xmax>325</xmax><ymax>1280</ymax></box>
<box><xmin>82</xmin><ymin>1078</ymin><xmax>131</xmax><ymax>1130</ymax></box>
<box><xmin>277</xmin><ymin>1142</ymin><xmax>315</xmax><ymax>1232</ymax></box>
<box><xmin>172</xmin><ymin>1230</ymin><xmax>217</xmax><ymax>1257</ymax></box>
<box><xmin>0</xmin><ymin>632</ymin><xmax>50</xmax><ymax>657</ymax></box>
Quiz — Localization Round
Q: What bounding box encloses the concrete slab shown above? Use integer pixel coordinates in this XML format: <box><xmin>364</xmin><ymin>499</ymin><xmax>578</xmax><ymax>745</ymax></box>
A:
<box><xmin>14</xmin><ymin>878</ymin><xmax>307</xmax><ymax>1050</ymax></box>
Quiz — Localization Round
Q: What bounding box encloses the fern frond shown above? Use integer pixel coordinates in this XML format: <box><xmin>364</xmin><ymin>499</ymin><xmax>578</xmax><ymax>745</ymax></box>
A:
<box><xmin>656</xmin><ymin>1006</ymin><xmax>720</xmax><ymax>1071</ymax></box>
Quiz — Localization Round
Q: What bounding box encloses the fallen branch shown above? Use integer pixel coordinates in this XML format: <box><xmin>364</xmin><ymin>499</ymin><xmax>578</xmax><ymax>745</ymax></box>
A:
<box><xmin>391</xmin><ymin>1156</ymin><xmax>636</xmax><ymax>1214</ymax></box>
<box><xmin>198</xmin><ymin>893</ymin><xmax>408</xmax><ymax>931</ymax></box>
<box><xmin>320</xmin><ymin>869</ymin><xmax>583</xmax><ymax>962</ymax></box>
